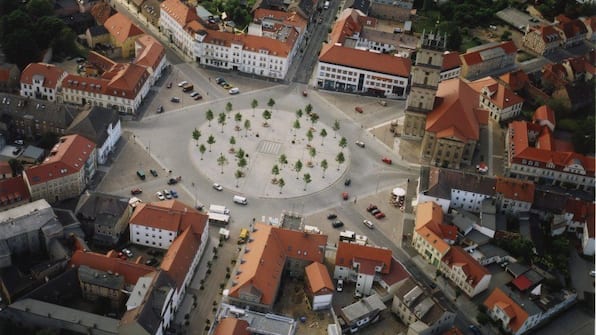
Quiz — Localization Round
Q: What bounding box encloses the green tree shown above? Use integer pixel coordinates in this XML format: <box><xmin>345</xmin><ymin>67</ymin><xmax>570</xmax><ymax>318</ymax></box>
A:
<box><xmin>229</xmin><ymin>136</ymin><xmax>236</xmax><ymax>146</ymax></box>
<box><xmin>309</xmin><ymin>147</ymin><xmax>316</xmax><ymax>162</ymax></box>
<box><xmin>217</xmin><ymin>154</ymin><xmax>228</xmax><ymax>174</ymax></box>
<box><xmin>293</xmin><ymin>119</ymin><xmax>301</xmax><ymax>138</ymax></box>
<box><xmin>234</xmin><ymin>112</ymin><xmax>242</xmax><ymax>124</ymax></box>
<box><xmin>225</xmin><ymin>102</ymin><xmax>233</xmax><ymax>116</ymax></box>
<box><xmin>271</xmin><ymin>164</ymin><xmax>280</xmax><ymax>178</ymax></box>
<box><xmin>206</xmin><ymin>109</ymin><xmax>214</xmax><ymax>127</ymax></box>
<box><xmin>199</xmin><ymin>144</ymin><xmax>206</xmax><ymax>160</ymax></box>
<box><xmin>26</xmin><ymin>0</ymin><xmax>53</xmax><ymax>19</ymax></box>
<box><xmin>320</xmin><ymin>128</ymin><xmax>328</xmax><ymax>146</ymax></box>
<box><xmin>207</xmin><ymin>135</ymin><xmax>215</xmax><ymax>152</ymax></box>
<box><xmin>262</xmin><ymin>110</ymin><xmax>271</xmax><ymax>125</ymax></box>
<box><xmin>335</xmin><ymin>152</ymin><xmax>345</xmax><ymax>171</ymax></box>
<box><xmin>338</xmin><ymin>137</ymin><xmax>347</xmax><ymax>151</ymax></box>
<box><xmin>279</xmin><ymin>154</ymin><xmax>288</xmax><ymax>169</ymax></box>
<box><xmin>234</xmin><ymin>169</ymin><xmax>243</xmax><ymax>187</ymax></box>
<box><xmin>500</xmin><ymin>30</ymin><xmax>512</xmax><ymax>41</ymax></box>
<box><xmin>303</xmin><ymin>173</ymin><xmax>311</xmax><ymax>191</ymax></box>
<box><xmin>251</xmin><ymin>98</ymin><xmax>258</xmax><ymax>117</ymax></box>
<box><xmin>332</xmin><ymin>120</ymin><xmax>340</xmax><ymax>138</ymax></box>
<box><xmin>2</xmin><ymin>28</ymin><xmax>39</xmax><ymax>68</ymax></box>
<box><xmin>192</xmin><ymin>128</ymin><xmax>201</xmax><ymax>146</ymax></box>
<box><xmin>309</xmin><ymin>112</ymin><xmax>319</xmax><ymax>126</ymax></box>
<box><xmin>235</xmin><ymin>148</ymin><xmax>245</xmax><ymax>160</ymax></box>
<box><xmin>238</xmin><ymin>157</ymin><xmax>247</xmax><ymax>171</ymax></box>
<box><xmin>278</xmin><ymin>177</ymin><xmax>285</xmax><ymax>194</ymax></box>
<box><xmin>306</xmin><ymin>129</ymin><xmax>314</xmax><ymax>144</ymax></box>
<box><xmin>244</xmin><ymin>119</ymin><xmax>251</xmax><ymax>137</ymax></box>
<box><xmin>294</xmin><ymin>160</ymin><xmax>303</xmax><ymax>179</ymax></box>
<box><xmin>296</xmin><ymin>109</ymin><xmax>303</xmax><ymax>119</ymax></box>
<box><xmin>218</xmin><ymin>112</ymin><xmax>226</xmax><ymax>133</ymax></box>
<box><xmin>305</xmin><ymin>103</ymin><xmax>313</xmax><ymax>115</ymax></box>
<box><xmin>267</xmin><ymin>98</ymin><xmax>275</xmax><ymax>111</ymax></box>
<box><xmin>321</xmin><ymin>159</ymin><xmax>328</xmax><ymax>178</ymax></box>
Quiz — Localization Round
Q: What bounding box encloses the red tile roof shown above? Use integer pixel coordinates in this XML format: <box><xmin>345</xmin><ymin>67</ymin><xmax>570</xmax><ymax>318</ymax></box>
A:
<box><xmin>20</xmin><ymin>63</ymin><xmax>66</xmax><ymax>88</ymax></box>
<box><xmin>203</xmin><ymin>26</ymin><xmax>299</xmax><ymax>57</ymax></box>
<box><xmin>0</xmin><ymin>161</ymin><xmax>12</xmax><ymax>176</ymax></box>
<box><xmin>329</xmin><ymin>9</ymin><xmax>364</xmax><ymax>45</ymax></box>
<box><xmin>69</xmin><ymin>250</ymin><xmax>154</xmax><ymax>285</ymax></box>
<box><xmin>484</xmin><ymin>287</ymin><xmax>529</xmax><ymax>333</ymax></box>
<box><xmin>495</xmin><ymin>177</ymin><xmax>535</xmax><ymax>203</ymax></box>
<box><xmin>335</xmin><ymin>242</ymin><xmax>392</xmax><ymax>274</ymax></box>
<box><xmin>305</xmin><ymin>262</ymin><xmax>334</xmax><ymax>294</ymax></box>
<box><xmin>557</xmin><ymin>17</ymin><xmax>588</xmax><ymax>39</ymax></box>
<box><xmin>442</xmin><ymin>51</ymin><xmax>462</xmax><ymax>70</ymax></box>
<box><xmin>461</xmin><ymin>41</ymin><xmax>517</xmax><ymax>66</ymax></box>
<box><xmin>253</xmin><ymin>8</ymin><xmax>308</xmax><ymax>31</ymax></box>
<box><xmin>87</xmin><ymin>51</ymin><xmax>117</xmax><ymax>72</ymax></box>
<box><xmin>425</xmin><ymin>78</ymin><xmax>485</xmax><ymax>141</ymax></box>
<box><xmin>0</xmin><ymin>176</ymin><xmax>30</xmax><ymax>205</ymax></box>
<box><xmin>229</xmin><ymin>223</ymin><xmax>327</xmax><ymax>305</ymax></box>
<box><xmin>214</xmin><ymin>318</ymin><xmax>250</xmax><ymax>335</ymax></box>
<box><xmin>129</xmin><ymin>200</ymin><xmax>207</xmax><ymax>233</ymax></box>
<box><xmin>160</xmin><ymin>222</ymin><xmax>203</xmax><ymax>288</ymax></box>
<box><xmin>528</xmin><ymin>25</ymin><xmax>560</xmax><ymax>43</ymax></box>
<box><xmin>25</xmin><ymin>134</ymin><xmax>96</xmax><ymax>185</ymax></box>
<box><xmin>442</xmin><ymin>246</ymin><xmax>490</xmax><ymax>287</ymax></box>
<box><xmin>511</xmin><ymin>275</ymin><xmax>532</xmax><ymax>291</ymax></box>
<box><xmin>62</xmin><ymin>63</ymin><xmax>150</xmax><ymax>100</ymax></box>
<box><xmin>319</xmin><ymin>44</ymin><xmax>411</xmax><ymax>77</ymax></box>
<box><xmin>415</xmin><ymin>202</ymin><xmax>456</xmax><ymax>254</ymax></box>
<box><xmin>160</xmin><ymin>0</ymin><xmax>199</xmax><ymax>27</ymax></box>
<box><xmin>470</xmin><ymin>77</ymin><xmax>524</xmax><ymax>109</ymax></box>
<box><xmin>0</xmin><ymin>68</ymin><xmax>9</xmax><ymax>82</ymax></box>
<box><xmin>90</xmin><ymin>1</ymin><xmax>114</xmax><ymax>25</ymax></box>
<box><xmin>134</xmin><ymin>35</ymin><xmax>165</xmax><ymax>71</ymax></box>
<box><xmin>565</xmin><ymin>198</ymin><xmax>595</xmax><ymax>225</ymax></box>
<box><xmin>380</xmin><ymin>258</ymin><xmax>410</xmax><ymax>286</ymax></box>
<box><xmin>499</xmin><ymin>69</ymin><xmax>530</xmax><ymax>91</ymax></box>
<box><xmin>532</xmin><ymin>105</ymin><xmax>556</xmax><ymax>128</ymax></box>
<box><xmin>104</xmin><ymin>12</ymin><xmax>144</xmax><ymax>44</ymax></box>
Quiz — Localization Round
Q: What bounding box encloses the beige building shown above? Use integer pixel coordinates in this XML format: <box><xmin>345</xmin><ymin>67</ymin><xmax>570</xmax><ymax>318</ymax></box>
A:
<box><xmin>23</xmin><ymin>134</ymin><xmax>97</xmax><ymax>203</ymax></box>
<box><xmin>439</xmin><ymin>247</ymin><xmax>491</xmax><ymax>297</ymax></box>
<box><xmin>460</xmin><ymin>41</ymin><xmax>517</xmax><ymax>80</ymax></box>
<box><xmin>412</xmin><ymin>202</ymin><xmax>457</xmax><ymax>267</ymax></box>
<box><xmin>522</xmin><ymin>25</ymin><xmax>560</xmax><ymax>55</ymax></box>
<box><xmin>469</xmin><ymin>76</ymin><xmax>524</xmax><ymax>122</ymax></box>
<box><xmin>104</xmin><ymin>13</ymin><xmax>144</xmax><ymax>58</ymax></box>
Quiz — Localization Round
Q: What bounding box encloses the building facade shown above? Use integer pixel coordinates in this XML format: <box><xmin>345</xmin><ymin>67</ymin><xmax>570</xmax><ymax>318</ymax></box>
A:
<box><xmin>522</xmin><ymin>25</ymin><xmax>560</xmax><ymax>55</ymax></box>
<box><xmin>470</xmin><ymin>77</ymin><xmax>524</xmax><ymax>122</ymax></box>
<box><xmin>460</xmin><ymin>41</ymin><xmax>517</xmax><ymax>80</ymax></box>
<box><xmin>20</xmin><ymin>63</ymin><xmax>67</xmax><ymax>102</ymax></box>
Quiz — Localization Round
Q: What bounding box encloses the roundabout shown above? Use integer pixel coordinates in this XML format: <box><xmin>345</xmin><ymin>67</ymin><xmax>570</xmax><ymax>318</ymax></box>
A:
<box><xmin>189</xmin><ymin>107</ymin><xmax>350</xmax><ymax>199</ymax></box>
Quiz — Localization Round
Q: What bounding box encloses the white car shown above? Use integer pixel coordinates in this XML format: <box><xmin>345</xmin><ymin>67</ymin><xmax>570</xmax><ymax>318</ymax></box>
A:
<box><xmin>228</xmin><ymin>87</ymin><xmax>240</xmax><ymax>95</ymax></box>
<box><xmin>177</xmin><ymin>80</ymin><xmax>188</xmax><ymax>87</ymax></box>
<box><xmin>122</xmin><ymin>248</ymin><xmax>133</xmax><ymax>257</ymax></box>
<box><xmin>363</xmin><ymin>219</ymin><xmax>374</xmax><ymax>229</ymax></box>
<box><xmin>163</xmin><ymin>189</ymin><xmax>172</xmax><ymax>199</ymax></box>
<box><xmin>336</xmin><ymin>279</ymin><xmax>343</xmax><ymax>292</ymax></box>
<box><xmin>156</xmin><ymin>191</ymin><xmax>165</xmax><ymax>200</ymax></box>
<box><xmin>355</xmin><ymin>141</ymin><xmax>365</xmax><ymax>148</ymax></box>
<box><xmin>213</xmin><ymin>183</ymin><xmax>223</xmax><ymax>191</ymax></box>
<box><xmin>190</xmin><ymin>91</ymin><xmax>199</xmax><ymax>97</ymax></box>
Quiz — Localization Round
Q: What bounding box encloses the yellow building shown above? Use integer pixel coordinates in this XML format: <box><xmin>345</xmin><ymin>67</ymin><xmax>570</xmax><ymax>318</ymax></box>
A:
<box><xmin>104</xmin><ymin>13</ymin><xmax>144</xmax><ymax>58</ymax></box>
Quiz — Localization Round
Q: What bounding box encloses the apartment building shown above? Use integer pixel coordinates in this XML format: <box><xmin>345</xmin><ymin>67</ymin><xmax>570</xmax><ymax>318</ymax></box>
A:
<box><xmin>334</xmin><ymin>242</ymin><xmax>393</xmax><ymax>296</ymax></box>
<box><xmin>159</xmin><ymin>0</ymin><xmax>199</xmax><ymax>58</ymax></box>
<box><xmin>522</xmin><ymin>25</ymin><xmax>561</xmax><ymax>55</ymax></box>
<box><xmin>23</xmin><ymin>134</ymin><xmax>97</xmax><ymax>202</ymax></box>
<box><xmin>440</xmin><ymin>246</ymin><xmax>491</xmax><ymax>297</ymax></box>
<box><xmin>495</xmin><ymin>177</ymin><xmax>535</xmax><ymax>214</ymax></box>
<box><xmin>66</xmin><ymin>106</ymin><xmax>121</xmax><ymax>165</ymax></box>
<box><xmin>75</xmin><ymin>191</ymin><xmax>132</xmax><ymax>247</ymax></box>
<box><xmin>20</xmin><ymin>63</ymin><xmax>67</xmax><ymax>102</ymax></box>
<box><xmin>469</xmin><ymin>76</ymin><xmax>524</xmax><ymax>122</ymax></box>
<box><xmin>412</xmin><ymin>202</ymin><xmax>457</xmax><ymax>267</ymax></box>
<box><xmin>103</xmin><ymin>12</ymin><xmax>144</xmax><ymax>58</ymax></box>
<box><xmin>134</xmin><ymin>35</ymin><xmax>168</xmax><ymax>86</ymax></box>
<box><xmin>460</xmin><ymin>41</ymin><xmax>517</xmax><ymax>80</ymax></box>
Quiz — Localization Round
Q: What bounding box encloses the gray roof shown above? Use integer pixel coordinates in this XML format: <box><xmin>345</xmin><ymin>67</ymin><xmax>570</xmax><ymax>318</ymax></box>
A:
<box><xmin>477</xmin><ymin>244</ymin><xmax>509</xmax><ymax>259</ymax></box>
<box><xmin>524</xmin><ymin>269</ymin><xmax>543</xmax><ymax>285</ymax></box>
<box><xmin>0</xmin><ymin>199</ymin><xmax>55</xmax><ymax>239</ymax></box>
<box><xmin>78</xmin><ymin>265</ymin><xmax>125</xmax><ymax>290</ymax></box>
<box><xmin>506</xmin><ymin>262</ymin><xmax>530</xmax><ymax>277</ymax></box>
<box><xmin>393</xmin><ymin>277</ymin><xmax>450</xmax><ymax>326</ymax></box>
<box><xmin>347</xmin><ymin>0</ymin><xmax>370</xmax><ymax>13</ymax></box>
<box><xmin>450</xmin><ymin>210</ymin><xmax>478</xmax><ymax>233</ymax></box>
<box><xmin>423</xmin><ymin>168</ymin><xmax>496</xmax><ymax>200</ymax></box>
<box><xmin>75</xmin><ymin>191</ymin><xmax>129</xmax><ymax>228</ymax></box>
<box><xmin>66</xmin><ymin>106</ymin><xmax>120</xmax><ymax>146</ymax></box>
<box><xmin>216</xmin><ymin>303</ymin><xmax>298</xmax><ymax>335</ymax></box>
<box><xmin>0</xmin><ymin>94</ymin><xmax>82</xmax><ymax>129</ymax></box>
<box><xmin>532</xmin><ymin>190</ymin><xmax>568</xmax><ymax>214</ymax></box>
<box><xmin>497</xmin><ymin>285</ymin><xmax>542</xmax><ymax>316</ymax></box>
<box><xmin>341</xmin><ymin>294</ymin><xmax>386</xmax><ymax>323</ymax></box>
<box><xmin>464</xmin><ymin>230</ymin><xmax>491</xmax><ymax>246</ymax></box>
<box><xmin>21</xmin><ymin>145</ymin><xmax>44</xmax><ymax>161</ymax></box>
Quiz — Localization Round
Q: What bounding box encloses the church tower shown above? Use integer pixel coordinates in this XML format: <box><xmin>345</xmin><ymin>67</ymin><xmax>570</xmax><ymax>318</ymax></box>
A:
<box><xmin>402</xmin><ymin>31</ymin><xmax>447</xmax><ymax>140</ymax></box>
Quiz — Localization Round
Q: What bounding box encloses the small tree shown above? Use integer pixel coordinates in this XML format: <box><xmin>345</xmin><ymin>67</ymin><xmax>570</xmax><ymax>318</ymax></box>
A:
<box><xmin>279</xmin><ymin>154</ymin><xmax>288</xmax><ymax>169</ymax></box>
<box><xmin>238</xmin><ymin>157</ymin><xmax>247</xmax><ymax>171</ymax></box>
<box><xmin>225</xmin><ymin>102</ymin><xmax>233</xmax><ymax>116</ymax></box>
<box><xmin>235</xmin><ymin>148</ymin><xmax>245</xmax><ymax>160</ymax></box>
<box><xmin>305</xmin><ymin>103</ymin><xmax>313</xmax><ymax>115</ymax></box>
<box><xmin>295</xmin><ymin>108</ymin><xmax>303</xmax><ymax>119</ymax></box>
<box><xmin>338</xmin><ymin>137</ymin><xmax>347</xmax><ymax>152</ymax></box>
<box><xmin>199</xmin><ymin>144</ymin><xmax>207</xmax><ymax>160</ymax></box>
<box><xmin>229</xmin><ymin>136</ymin><xmax>236</xmax><ymax>147</ymax></box>
<box><xmin>303</xmin><ymin>173</ymin><xmax>311</xmax><ymax>191</ymax></box>
<box><xmin>293</xmin><ymin>119</ymin><xmax>301</xmax><ymax>138</ymax></box>
<box><xmin>321</xmin><ymin>159</ymin><xmax>328</xmax><ymax>178</ymax></box>
<box><xmin>278</xmin><ymin>177</ymin><xmax>285</xmax><ymax>194</ymax></box>
<box><xmin>206</xmin><ymin>109</ymin><xmax>214</xmax><ymax>127</ymax></box>
<box><xmin>244</xmin><ymin>119</ymin><xmax>251</xmax><ymax>137</ymax></box>
<box><xmin>251</xmin><ymin>99</ymin><xmax>258</xmax><ymax>117</ymax></box>
<box><xmin>262</xmin><ymin>110</ymin><xmax>272</xmax><ymax>125</ymax></box>
<box><xmin>309</xmin><ymin>147</ymin><xmax>316</xmax><ymax>163</ymax></box>
<box><xmin>332</xmin><ymin>120</ymin><xmax>340</xmax><ymax>138</ymax></box>
<box><xmin>294</xmin><ymin>160</ymin><xmax>303</xmax><ymax>179</ymax></box>
<box><xmin>192</xmin><ymin>128</ymin><xmax>201</xmax><ymax>146</ymax></box>
<box><xmin>207</xmin><ymin>135</ymin><xmax>216</xmax><ymax>152</ymax></box>
<box><xmin>336</xmin><ymin>152</ymin><xmax>345</xmax><ymax>171</ymax></box>
<box><xmin>218</xmin><ymin>112</ymin><xmax>226</xmax><ymax>133</ymax></box>
<box><xmin>267</xmin><ymin>98</ymin><xmax>275</xmax><ymax>111</ymax></box>
<box><xmin>309</xmin><ymin>112</ymin><xmax>319</xmax><ymax>126</ymax></box>
<box><xmin>271</xmin><ymin>164</ymin><xmax>280</xmax><ymax>178</ymax></box>
<box><xmin>306</xmin><ymin>129</ymin><xmax>314</xmax><ymax>144</ymax></box>
<box><xmin>234</xmin><ymin>169</ymin><xmax>242</xmax><ymax>187</ymax></box>
<box><xmin>320</xmin><ymin>128</ymin><xmax>328</xmax><ymax>146</ymax></box>
<box><xmin>217</xmin><ymin>154</ymin><xmax>228</xmax><ymax>174</ymax></box>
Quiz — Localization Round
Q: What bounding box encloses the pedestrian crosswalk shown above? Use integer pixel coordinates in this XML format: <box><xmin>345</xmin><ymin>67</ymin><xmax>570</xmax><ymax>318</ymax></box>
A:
<box><xmin>258</xmin><ymin>141</ymin><xmax>281</xmax><ymax>155</ymax></box>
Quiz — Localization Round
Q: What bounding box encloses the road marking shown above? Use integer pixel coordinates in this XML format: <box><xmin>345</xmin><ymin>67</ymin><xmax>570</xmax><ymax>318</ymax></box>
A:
<box><xmin>257</xmin><ymin>141</ymin><xmax>281</xmax><ymax>155</ymax></box>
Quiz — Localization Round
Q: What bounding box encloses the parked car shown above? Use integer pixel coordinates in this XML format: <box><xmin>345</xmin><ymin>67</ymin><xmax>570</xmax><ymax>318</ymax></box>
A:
<box><xmin>177</xmin><ymin>81</ymin><xmax>188</xmax><ymax>87</ymax></box>
<box><xmin>327</xmin><ymin>213</ymin><xmax>337</xmax><ymax>220</ymax></box>
<box><xmin>167</xmin><ymin>178</ymin><xmax>178</xmax><ymax>185</ymax></box>
<box><xmin>193</xmin><ymin>93</ymin><xmax>203</xmax><ymax>100</ymax></box>
<box><xmin>145</xmin><ymin>258</ymin><xmax>158</xmax><ymax>266</ymax></box>
<box><xmin>342</xmin><ymin>192</ymin><xmax>349</xmax><ymax>200</ymax></box>
<box><xmin>229</xmin><ymin>87</ymin><xmax>240</xmax><ymax>94</ymax></box>
<box><xmin>355</xmin><ymin>106</ymin><xmax>363</xmax><ymax>113</ymax></box>
<box><xmin>215</xmin><ymin>77</ymin><xmax>225</xmax><ymax>84</ymax></box>
<box><xmin>171</xmin><ymin>97</ymin><xmax>180</xmax><ymax>103</ymax></box>
<box><xmin>157</xmin><ymin>105</ymin><xmax>164</xmax><ymax>113</ymax></box>
<box><xmin>163</xmin><ymin>189</ymin><xmax>172</xmax><ymax>199</ymax></box>
<box><xmin>355</xmin><ymin>141</ymin><xmax>365</xmax><ymax>148</ymax></box>
<box><xmin>223</xmin><ymin>83</ymin><xmax>233</xmax><ymax>89</ymax></box>
<box><xmin>166</xmin><ymin>82</ymin><xmax>172</xmax><ymax>88</ymax></box>
<box><xmin>156</xmin><ymin>191</ymin><xmax>165</xmax><ymax>200</ymax></box>
<box><xmin>363</xmin><ymin>220</ymin><xmax>374</xmax><ymax>229</ymax></box>
<box><xmin>332</xmin><ymin>220</ymin><xmax>344</xmax><ymax>228</ymax></box>
<box><xmin>122</xmin><ymin>248</ymin><xmax>133</xmax><ymax>258</ymax></box>
<box><xmin>336</xmin><ymin>279</ymin><xmax>344</xmax><ymax>292</ymax></box>
<box><xmin>381</xmin><ymin>157</ymin><xmax>392</xmax><ymax>165</ymax></box>
<box><xmin>468</xmin><ymin>325</ymin><xmax>481</xmax><ymax>335</ymax></box>
<box><xmin>150</xmin><ymin>169</ymin><xmax>158</xmax><ymax>177</ymax></box>
<box><xmin>137</xmin><ymin>170</ymin><xmax>146</xmax><ymax>180</ymax></box>
<box><xmin>131</xmin><ymin>188</ymin><xmax>143</xmax><ymax>195</ymax></box>
<box><xmin>374</xmin><ymin>211</ymin><xmax>386</xmax><ymax>219</ymax></box>
<box><xmin>344</xmin><ymin>178</ymin><xmax>351</xmax><ymax>186</ymax></box>
<box><xmin>367</xmin><ymin>204</ymin><xmax>378</xmax><ymax>212</ymax></box>
<box><xmin>170</xmin><ymin>190</ymin><xmax>178</xmax><ymax>198</ymax></box>
<box><xmin>190</xmin><ymin>91</ymin><xmax>200</xmax><ymax>98</ymax></box>
<box><xmin>213</xmin><ymin>183</ymin><xmax>223</xmax><ymax>191</ymax></box>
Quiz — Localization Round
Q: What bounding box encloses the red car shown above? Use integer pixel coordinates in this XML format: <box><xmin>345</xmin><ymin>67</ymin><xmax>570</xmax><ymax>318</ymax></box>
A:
<box><xmin>342</xmin><ymin>192</ymin><xmax>349</xmax><ymax>200</ymax></box>
<box><xmin>374</xmin><ymin>212</ymin><xmax>386</xmax><ymax>219</ymax></box>
<box><xmin>131</xmin><ymin>188</ymin><xmax>143</xmax><ymax>195</ymax></box>
<box><xmin>381</xmin><ymin>157</ymin><xmax>392</xmax><ymax>165</ymax></box>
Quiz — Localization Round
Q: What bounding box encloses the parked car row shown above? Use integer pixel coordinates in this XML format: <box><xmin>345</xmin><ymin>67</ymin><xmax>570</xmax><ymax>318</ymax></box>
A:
<box><xmin>367</xmin><ymin>204</ymin><xmax>386</xmax><ymax>219</ymax></box>
<box><xmin>156</xmin><ymin>189</ymin><xmax>178</xmax><ymax>200</ymax></box>
<box><xmin>215</xmin><ymin>77</ymin><xmax>240</xmax><ymax>95</ymax></box>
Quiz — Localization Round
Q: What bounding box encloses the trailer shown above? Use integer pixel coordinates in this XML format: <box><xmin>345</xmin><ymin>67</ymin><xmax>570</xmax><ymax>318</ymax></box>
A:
<box><xmin>208</xmin><ymin>212</ymin><xmax>230</xmax><ymax>225</ymax></box>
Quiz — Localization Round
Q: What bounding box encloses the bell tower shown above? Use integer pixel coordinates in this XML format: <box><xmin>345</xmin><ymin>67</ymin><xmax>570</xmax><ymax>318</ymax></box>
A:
<box><xmin>402</xmin><ymin>31</ymin><xmax>447</xmax><ymax>140</ymax></box>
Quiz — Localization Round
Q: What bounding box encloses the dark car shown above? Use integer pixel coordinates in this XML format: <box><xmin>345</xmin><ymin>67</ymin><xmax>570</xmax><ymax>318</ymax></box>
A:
<box><xmin>171</xmin><ymin>97</ymin><xmax>180</xmax><ymax>103</ymax></box>
<box><xmin>367</xmin><ymin>204</ymin><xmax>378</xmax><ymax>212</ymax></box>
<box><xmin>468</xmin><ymin>325</ymin><xmax>481</xmax><ymax>335</ymax></box>
<box><xmin>332</xmin><ymin>220</ymin><xmax>344</xmax><ymax>228</ymax></box>
<box><xmin>167</xmin><ymin>178</ymin><xmax>178</xmax><ymax>185</ymax></box>
<box><xmin>166</xmin><ymin>82</ymin><xmax>172</xmax><ymax>88</ymax></box>
<box><xmin>327</xmin><ymin>213</ymin><xmax>337</xmax><ymax>220</ymax></box>
<box><xmin>370</xmin><ymin>208</ymin><xmax>381</xmax><ymax>215</ymax></box>
<box><xmin>344</xmin><ymin>178</ymin><xmax>351</xmax><ymax>186</ymax></box>
<box><xmin>150</xmin><ymin>169</ymin><xmax>158</xmax><ymax>177</ymax></box>
<box><xmin>130</xmin><ymin>188</ymin><xmax>142</xmax><ymax>195</ymax></box>
<box><xmin>216</xmin><ymin>77</ymin><xmax>225</xmax><ymax>84</ymax></box>
<box><xmin>145</xmin><ymin>258</ymin><xmax>158</xmax><ymax>266</ymax></box>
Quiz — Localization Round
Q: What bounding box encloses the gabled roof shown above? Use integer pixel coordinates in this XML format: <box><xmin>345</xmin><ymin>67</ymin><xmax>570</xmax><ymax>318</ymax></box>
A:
<box><xmin>532</xmin><ymin>105</ymin><xmax>556</xmax><ymax>128</ymax></box>
<box><xmin>499</xmin><ymin>69</ymin><xmax>530</xmax><ymax>91</ymax></box>
<box><xmin>305</xmin><ymin>262</ymin><xmax>334</xmax><ymax>293</ymax></box>
<box><xmin>416</xmin><ymin>225</ymin><xmax>450</xmax><ymax>254</ymax></box>
<box><xmin>160</xmin><ymin>220</ymin><xmax>205</xmax><ymax>288</ymax></box>
<box><xmin>129</xmin><ymin>200</ymin><xmax>207</xmax><ymax>233</ymax></box>
<box><xmin>104</xmin><ymin>13</ymin><xmax>144</xmax><ymax>44</ymax></box>
<box><xmin>62</xmin><ymin>63</ymin><xmax>150</xmax><ymax>100</ymax></box>
<box><xmin>423</xmin><ymin>168</ymin><xmax>497</xmax><ymax>200</ymax></box>
<box><xmin>74</xmin><ymin>191</ymin><xmax>129</xmax><ymax>224</ymax></box>
<box><xmin>69</xmin><ymin>249</ymin><xmax>154</xmax><ymax>285</ymax></box>
<box><xmin>90</xmin><ymin>1</ymin><xmax>115</xmax><ymax>25</ymax></box>
<box><xmin>319</xmin><ymin>44</ymin><xmax>411</xmax><ymax>77</ymax></box>
<box><xmin>442</xmin><ymin>246</ymin><xmax>490</xmax><ymax>287</ymax></box>
<box><xmin>425</xmin><ymin>78</ymin><xmax>485</xmax><ymax>141</ymax></box>
<box><xmin>557</xmin><ymin>17</ymin><xmax>588</xmax><ymax>39</ymax></box>
<box><xmin>528</xmin><ymin>25</ymin><xmax>560</xmax><ymax>43</ymax></box>
<box><xmin>442</xmin><ymin>51</ymin><xmax>462</xmax><ymax>71</ymax></box>
<box><xmin>470</xmin><ymin>76</ymin><xmax>524</xmax><ymax>109</ymax></box>
<box><xmin>495</xmin><ymin>177</ymin><xmax>535</xmax><ymax>203</ymax></box>
<box><xmin>461</xmin><ymin>41</ymin><xmax>516</xmax><ymax>66</ymax></box>
<box><xmin>203</xmin><ymin>28</ymin><xmax>298</xmax><ymax>57</ymax></box>
<box><xmin>67</xmin><ymin>106</ymin><xmax>120</xmax><ymax>146</ymax></box>
<box><xmin>380</xmin><ymin>258</ymin><xmax>410</xmax><ymax>286</ymax></box>
<box><xmin>335</xmin><ymin>242</ymin><xmax>392</xmax><ymax>274</ymax></box>
<box><xmin>229</xmin><ymin>223</ymin><xmax>327</xmax><ymax>305</ymax></box>
<box><xmin>20</xmin><ymin>63</ymin><xmax>66</xmax><ymax>88</ymax></box>
<box><xmin>329</xmin><ymin>8</ymin><xmax>365</xmax><ymax>45</ymax></box>
<box><xmin>214</xmin><ymin>318</ymin><xmax>250</xmax><ymax>335</ymax></box>
<box><xmin>25</xmin><ymin>134</ymin><xmax>96</xmax><ymax>185</ymax></box>
<box><xmin>483</xmin><ymin>287</ymin><xmax>529</xmax><ymax>333</ymax></box>
<box><xmin>160</xmin><ymin>0</ymin><xmax>199</xmax><ymax>27</ymax></box>
<box><xmin>415</xmin><ymin>201</ymin><xmax>444</xmax><ymax>229</ymax></box>
<box><xmin>564</xmin><ymin>198</ymin><xmax>595</xmax><ymax>226</ymax></box>
<box><xmin>134</xmin><ymin>35</ymin><xmax>165</xmax><ymax>71</ymax></box>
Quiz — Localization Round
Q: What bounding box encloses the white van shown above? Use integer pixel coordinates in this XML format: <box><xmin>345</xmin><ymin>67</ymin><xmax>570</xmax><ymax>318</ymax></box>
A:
<box><xmin>233</xmin><ymin>195</ymin><xmax>248</xmax><ymax>205</ymax></box>
<box><xmin>209</xmin><ymin>204</ymin><xmax>230</xmax><ymax>215</ymax></box>
<box><xmin>323</xmin><ymin>0</ymin><xmax>329</xmax><ymax>9</ymax></box>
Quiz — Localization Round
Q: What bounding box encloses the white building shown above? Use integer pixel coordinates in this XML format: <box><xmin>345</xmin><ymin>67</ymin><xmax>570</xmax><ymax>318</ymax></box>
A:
<box><xmin>159</xmin><ymin>0</ymin><xmax>199</xmax><ymax>58</ymax></box>
<box><xmin>440</xmin><ymin>51</ymin><xmax>462</xmax><ymax>81</ymax></box>
<box><xmin>469</xmin><ymin>76</ymin><xmax>524</xmax><ymax>122</ymax></box>
<box><xmin>440</xmin><ymin>246</ymin><xmax>492</xmax><ymax>297</ymax></box>
<box><xmin>134</xmin><ymin>35</ymin><xmax>169</xmax><ymax>86</ymax></box>
<box><xmin>67</xmin><ymin>106</ymin><xmax>122</xmax><ymax>165</ymax></box>
<box><xmin>20</xmin><ymin>63</ymin><xmax>67</xmax><ymax>102</ymax></box>
<box><xmin>334</xmin><ymin>242</ymin><xmax>393</xmax><ymax>296</ymax></box>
